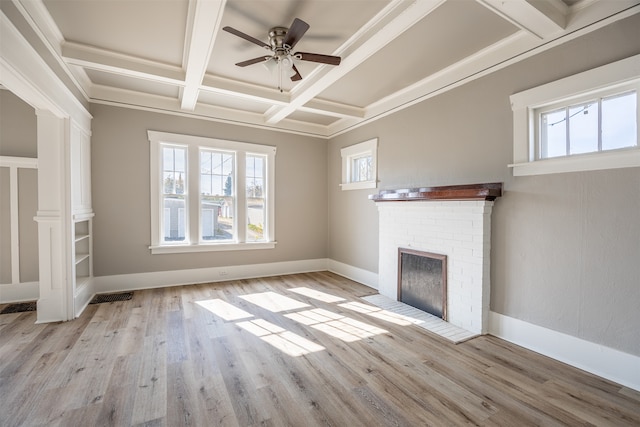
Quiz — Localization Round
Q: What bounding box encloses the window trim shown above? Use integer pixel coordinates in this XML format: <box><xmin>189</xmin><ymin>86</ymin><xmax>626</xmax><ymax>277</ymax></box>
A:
<box><xmin>148</xmin><ymin>130</ymin><xmax>276</xmax><ymax>254</ymax></box>
<box><xmin>340</xmin><ymin>138</ymin><xmax>378</xmax><ymax>191</ymax></box>
<box><xmin>509</xmin><ymin>54</ymin><xmax>640</xmax><ymax>176</ymax></box>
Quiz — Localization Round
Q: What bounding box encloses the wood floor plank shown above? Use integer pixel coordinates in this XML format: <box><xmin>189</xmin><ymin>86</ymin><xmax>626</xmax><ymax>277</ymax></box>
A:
<box><xmin>1</xmin><ymin>271</ymin><xmax>638</xmax><ymax>426</ymax></box>
<box><xmin>131</xmin><ymin>334</ymin><xmax>168</xmax><ymax>425</ymax></box>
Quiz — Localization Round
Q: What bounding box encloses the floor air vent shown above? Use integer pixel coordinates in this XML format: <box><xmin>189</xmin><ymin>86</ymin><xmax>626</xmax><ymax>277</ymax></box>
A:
<box><xmin>90</xmin><ymin>292</ymin><xmax>133</xmax><ymax>304</ymax></box>
<box><xmin>0</xmin><ymin>301</ymin><xmax>37</xmax><ymax>314</ymax></box>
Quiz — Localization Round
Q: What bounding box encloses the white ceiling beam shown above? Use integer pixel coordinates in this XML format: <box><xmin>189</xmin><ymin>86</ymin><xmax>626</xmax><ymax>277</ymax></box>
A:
<box><xmin>62</xmin><ymin>42</ymin><xmax>185</xmax><ymax>85</ymax></box>
<box><xmin>91</xmin><ymin>84</ymin><xmax>330</xmax><ymax>137</ymax></box>
<box><xmin>301</xmin><ymin>99</ymin><xmax>364</xmax><ymax>119</ymax></box>
<box><xmin>264</xmin><ymin>0</ymin><xmax>447</xmax><ymax>125</ymax></box>
<box><xmin>180</xmin><ymin>0</ymin><xmax>226</xmax><ymax>111</ymax></box>
<box><xmin>476</xmin><ymin>0</ymin><xmax>567</xmax><ymax>39</ymax></box>
<box><xmin>201</xmin><ymin>75</ymin><xmax>364</xmax><ymax>119</ymax></box>
<box><xmin>201</xmin><ymin>74</ymin><xmax>290</xmax><ymax>105</ymax></box>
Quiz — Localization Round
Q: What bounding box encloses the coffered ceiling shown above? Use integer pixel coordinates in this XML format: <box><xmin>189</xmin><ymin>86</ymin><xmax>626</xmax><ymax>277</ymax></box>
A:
<box><xmin>7</xmin><ymin>0</ymin><xmax>640</xmax><ymax>137</ymax></box>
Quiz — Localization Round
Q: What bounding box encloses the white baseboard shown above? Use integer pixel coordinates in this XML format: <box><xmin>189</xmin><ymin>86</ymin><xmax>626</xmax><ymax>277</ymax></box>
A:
<box><xmin>92</xmin><ymin>258</ymin><xmax>329</xmax><ymax>294</ymax></box>
<box><xmin>74</xmin><ymin>279</ymin><xmax>95</xmax><ymax>318</ymax></box>
<box><xmin>326</xmin><ymin>259</ymin><xmax>378</xmax><ymax>290</ymax></box>
<box><xmin>489</xmin><ymin>311</ymin><xmax>640</xmax><ymax>392</ymax></box>
<box><xmin>0</xmin><ymin>281</ymin><xmax>39</xmax><ymax>303</ymax></box>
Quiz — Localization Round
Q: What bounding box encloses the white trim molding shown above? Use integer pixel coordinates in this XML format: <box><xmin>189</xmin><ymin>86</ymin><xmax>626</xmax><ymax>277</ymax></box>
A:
<box><xmin>92</xmin><ymin>259</ymin><xmax>328</xmax><ymax>295</ymax></box>
<box><xmin>147</xmin><ymin>130</ymin><xmax>276</xmax><ymax>254</ymax></box>
<box><xmin>0</xmin><ymin>156</ymin><xmax>38</xmax><ymax>286</ymax></box>
<box><xmin>509</xmin><ymin>54</ymin><xmax>640</xmax><ymax>176</ymax></box>
<box><xmin>326</xmin><ymin>259</ymin><xmax>378</xmax><ymax>290</ymax></box>
<box><xmin>340</xmin><ymin>138</ymin><xmax>378</xmax><ymax>191</ymax></box>
<box><xmin>489</xmin><ymin>311</ymin><xmax>640</xmax><ymax>392</ymax></box>
<box><xmin>0</xmin><ymin>281</ymin><xmax>39</xmax><ymax>304</ymax></box>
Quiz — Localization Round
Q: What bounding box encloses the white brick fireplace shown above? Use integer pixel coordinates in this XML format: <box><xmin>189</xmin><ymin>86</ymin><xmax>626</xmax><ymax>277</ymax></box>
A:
<box><xmin>371</xmin><ymin>184</ymin><xmax>501</xmax><ymax>335</ymax></box>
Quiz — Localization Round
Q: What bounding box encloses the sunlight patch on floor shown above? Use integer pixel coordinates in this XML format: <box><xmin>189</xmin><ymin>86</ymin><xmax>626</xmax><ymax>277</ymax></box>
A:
<box><xmin>339</xmin><ymin>301</ymin><xmax>414</xmax><ymax>326</ymax></box>
<box><xmin>288</xmin><ymin>287</ymin><xmax>346</xmax><ymax>303</ymax></box>
<box><xmin>285</xmin><ymin>308</ymin><xmax>388</xmax><ymax>343</ymax></box>
<box><xmin>239</xmin><ymin>292</ymin><xmax>310</xmax><ymax>312</ymax></box>
<box><xmin>196</xmin><ymin>299</ymin><xmax>254</xmax><ymax>321</ymax></box>
<box><xmin>237</xmin><ymin>319</ymin><xmax>325</xmax><ymax>356</ymax></box>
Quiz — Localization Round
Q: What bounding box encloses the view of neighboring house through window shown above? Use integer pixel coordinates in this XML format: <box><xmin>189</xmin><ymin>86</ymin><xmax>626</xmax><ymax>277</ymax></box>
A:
<box><xmin>200</xmin><ymin>149</ymin><xmax>234</xmax><ymax>241</ymax></box>
<box><xmin>148</xmin><ymin>130</ymin><xmax>276</xmax><ymax>254</ymax></box>
<box><xmin>162</xmin><ymin>145</ymin><xmax>186</xmax><ymax>242</ymax></box>
<box><xmin>246</xmin><ymin>154</ymin><xmax>266</xmax><ymax>242</ymax></box>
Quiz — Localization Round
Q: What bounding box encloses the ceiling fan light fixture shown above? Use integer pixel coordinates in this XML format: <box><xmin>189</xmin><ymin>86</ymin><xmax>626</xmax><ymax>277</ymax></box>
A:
<box><xmin>262</xmin><ymin>57</ymin><xmax>278</xmax><ymax>74</ymax></box>
<box><xmin>224</xmin><ymin>18</ymin><xmax>341</xmax><ymax>92</ymax></box>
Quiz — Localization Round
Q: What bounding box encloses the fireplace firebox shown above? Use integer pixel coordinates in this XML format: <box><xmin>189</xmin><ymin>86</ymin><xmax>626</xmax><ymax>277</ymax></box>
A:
<box><xmin>398</xmin><ymin>248</ymin><xmax>447</xmax><ymax>320</ymax></box>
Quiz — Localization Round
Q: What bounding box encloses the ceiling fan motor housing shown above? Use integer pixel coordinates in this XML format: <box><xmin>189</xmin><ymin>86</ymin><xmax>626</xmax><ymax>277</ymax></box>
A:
<box><xmin>269</xmin><ymin>27</ymin><xmax>289</xmax><ymax>55</ymax></box>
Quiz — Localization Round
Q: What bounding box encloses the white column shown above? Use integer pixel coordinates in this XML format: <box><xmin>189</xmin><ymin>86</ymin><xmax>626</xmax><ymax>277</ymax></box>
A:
<box><xmin>33</xmin><ymin>111</ymin><xmax>71</xmax><ymax>323</ymax></box>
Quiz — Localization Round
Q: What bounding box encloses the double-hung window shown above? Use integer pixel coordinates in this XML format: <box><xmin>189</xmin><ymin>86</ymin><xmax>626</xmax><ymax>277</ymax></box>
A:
<box><xmin>510</xmin><ymin>54</ymin><xmax>640</xmax><ymax>176</ymax></box>
<box><xmin>148</xmin><ymin>131</ymin><xmax>276</xmax><ymax>254</ymax></box>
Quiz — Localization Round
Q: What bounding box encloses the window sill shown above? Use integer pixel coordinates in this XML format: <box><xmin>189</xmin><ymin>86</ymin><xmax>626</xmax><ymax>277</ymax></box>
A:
<box><xmin>150</xmin><ymin>241</ymin><xmax>277</xmax><ymax>254</ymax></box>
<box><xmin>509</xmin><ymin>148</ymin><xmax>640</xmax><ymax>176</ymax></box>
<box><xmin>340</xmin><ymin>181</ymin><xmax>377</xmax><ymax>191</ymax></box>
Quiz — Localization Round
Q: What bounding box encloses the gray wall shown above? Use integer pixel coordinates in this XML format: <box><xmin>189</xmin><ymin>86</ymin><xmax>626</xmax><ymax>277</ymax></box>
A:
<box><xmin>90</xmin><ymin>104</ymin><xmax>328</xmax><ymax>276</ymax></box>
<box><xmin>328</xmin><ymin>14</ymin><xmax>640</xmax><ymax>356</ymax></box>
<box><xmin>0</xmin><ymin>90</ymin><xmax>39</xmax><ymax>284</ymax></box>
<box><xmin>0</xmin><ymin>90</ymin><xmax>37</xmax><ymax>157</ymax></box>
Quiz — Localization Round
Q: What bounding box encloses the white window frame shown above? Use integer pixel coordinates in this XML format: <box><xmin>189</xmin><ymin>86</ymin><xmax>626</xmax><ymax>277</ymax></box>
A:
<box><xmin>509</xmin><ymin>54</ymin><xmax>640</xmax><ymax>176</ymax></box>
<box><xmin>148</xmin><ymin>131</ymin><xmax>276</xmax><ymax>254</ymax></box>
<box><xmin>340</xmin><ymin>138</ymin><xmax>378</xmax><ymax>190</ymax></box>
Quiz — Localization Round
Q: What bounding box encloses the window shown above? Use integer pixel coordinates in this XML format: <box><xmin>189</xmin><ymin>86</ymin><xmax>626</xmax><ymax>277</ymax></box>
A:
<box><xmin>148</xmin><ymin>131</ymin><xmax>276</xmax><ymax>254</ymax></box>
<box><xmin>510</xmin><ymin>54</ymin><xmax>640</xmax><ymax>176</ymax></box>
<box><xmin>341</xmin><ymin>138</ymin><xmax>378</xmax><ymax>190</ymax></box>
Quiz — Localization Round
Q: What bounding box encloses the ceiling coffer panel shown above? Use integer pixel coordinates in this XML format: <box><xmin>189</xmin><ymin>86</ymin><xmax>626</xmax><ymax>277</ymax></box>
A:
<box><xmin>44</xmin><ymin>0</ymin><xmax>188</xmax><ymax>66</ymax></box>
<box><xmin>319</xmin><ymin>0</ymin><xmax>519</xmax><ymax>107</ymax></box>
<box><xmin>208</xmin><ymin>0</ymin><xmax>391</xmax><ymax>91</ymax></box>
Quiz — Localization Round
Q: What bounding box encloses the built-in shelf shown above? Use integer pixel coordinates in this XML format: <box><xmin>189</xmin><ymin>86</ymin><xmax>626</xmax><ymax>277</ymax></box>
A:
<box><xmin>75</xmin><ymin>253</ymin><xmax>90</xmax><ymax>264</ymax></box>
<box><xmin>75</xmin><ymin>234</ymin><xmax>90</xmax><ymax>243</ymax></box>
<box><xmin>73</xmin><ymin>218</ymin><xmax>92</xmax><ymax>301</ymax></box>
<box><xmin>369</xmin><ymin>182</ymin><xmax>503</xmax><ymax>202</ymax></box>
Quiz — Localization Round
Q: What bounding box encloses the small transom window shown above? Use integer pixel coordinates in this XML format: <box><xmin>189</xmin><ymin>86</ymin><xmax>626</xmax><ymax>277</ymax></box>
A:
<box><xmin>341</xmin><ymin>138</ymin><xmax>378</xmax><ymax>191</ymax></box>
<box><xmin>537</xmin><ymin>90</ymin><xmax>637</xmax><ymax>160</ymax></box>
<box><xmin>510</xmin><ymin>54</ymin><xmax>640</xmax><ymax>176</ymax></box>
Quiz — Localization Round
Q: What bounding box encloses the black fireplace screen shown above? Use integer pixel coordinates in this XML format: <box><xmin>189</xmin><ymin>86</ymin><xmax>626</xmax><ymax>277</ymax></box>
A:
<box><xmin>398</xmin><ymin>248</ymin><xmax>447</xmax><ymax>320</ymax></box>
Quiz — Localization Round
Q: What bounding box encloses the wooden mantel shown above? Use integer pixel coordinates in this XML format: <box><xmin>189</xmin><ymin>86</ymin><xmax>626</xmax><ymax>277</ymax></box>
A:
<box><xmin>369</xmin><ymin>182</ymin><xmax>502</xmax><ymax>202</ymax></box>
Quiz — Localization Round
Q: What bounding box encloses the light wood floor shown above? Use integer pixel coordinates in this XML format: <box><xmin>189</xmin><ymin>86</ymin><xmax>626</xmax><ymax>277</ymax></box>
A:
<box><xmin>1</xmin><ymin>271</ymin><xmax>639</xmax><ymax>426</ymax></box>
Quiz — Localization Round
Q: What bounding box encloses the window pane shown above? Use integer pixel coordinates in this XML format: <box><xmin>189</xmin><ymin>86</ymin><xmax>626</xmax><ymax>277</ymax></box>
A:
<box><xmin>201</xmin><ymin>150</ymin><xmax>234</xmax><ymax>241</ymax></box>
<box><xmin>246</xmin><ymin>155</ymin><xmax>265</xmax><ymax>242</ymax></box>
<box><xmin>602</xmin><ymin>91</ymin><xmax>637</xmax><ymax>150</ymax></box>
<box><xmin>351</xmin><ymin>155</ymin><xmax>372</xmax><ymax>182</ymax></box>
<box><xmin>569</xmin><ymin>102</ymin><xmax>598</xmax><ymax>155</ymax></box>
<box><xmin>540</xmin><ymin>109</ymin><xmax>567</xmax><ymax>158</ymax></box>
<box><xmin>163</xmin><ymin>146</ymin><xmax>186</xmax><ymax>195</ymax></box>
<box><xmin>163</xmin><ymin>196</ymin><xmax>186</xmax><ymax>242</ymax></box>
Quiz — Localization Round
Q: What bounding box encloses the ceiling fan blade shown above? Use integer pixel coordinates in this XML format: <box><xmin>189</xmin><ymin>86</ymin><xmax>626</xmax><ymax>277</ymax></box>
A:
<box><xmin>295</xmin><ymin>52</ymin><xmax>341</xmax><ymax>66</ymax></box>
<box><xmin>283</xmin><ymin>18</ymin><xmax>309</xmax><ymax>49</ymax></box>
<box><xmin>236</xmin><ymin>56</ymin><xmax>271</xmax><ymax>67</ymax></box>
<box><xmin>290</xmin><ymin>65</ymin><xmax>303</xmax><ymax>81</ymax></box>
<box><xmin>223</xmin><ymin>26</ymin><xmax>270</xmax><ymax>49</ymax></box>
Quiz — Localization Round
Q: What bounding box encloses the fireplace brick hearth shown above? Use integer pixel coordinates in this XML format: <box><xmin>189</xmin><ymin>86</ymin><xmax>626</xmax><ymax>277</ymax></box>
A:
<box><xmin>370</xmin><ymin>183</ymin><xmax>502</xmax><ymax>335</ymax></box>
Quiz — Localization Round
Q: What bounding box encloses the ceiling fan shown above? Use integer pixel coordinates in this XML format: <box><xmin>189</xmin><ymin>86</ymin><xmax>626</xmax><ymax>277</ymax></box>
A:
<box><xmin>223</xmin><ymin>18</ymin><xmax>341</xmax><ymax>92</ymax></box>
